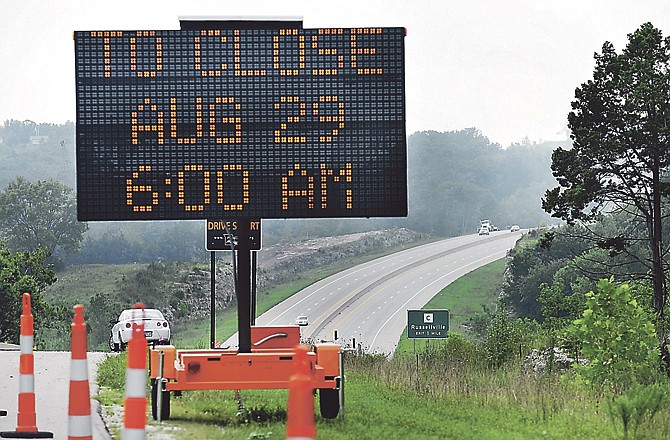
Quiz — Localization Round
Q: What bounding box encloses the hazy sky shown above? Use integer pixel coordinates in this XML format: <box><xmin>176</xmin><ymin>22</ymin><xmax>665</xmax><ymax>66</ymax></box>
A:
<box><xmin>1</xmin><ymin>0</ymin><xmax>669</xmax><ymax>146</ymax></box>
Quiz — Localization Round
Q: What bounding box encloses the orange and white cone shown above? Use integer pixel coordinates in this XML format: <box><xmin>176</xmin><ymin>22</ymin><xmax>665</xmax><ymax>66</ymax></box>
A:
<box><xmin>122</xmin><ymin>303</ymin><xmax>147</xmax><ymax>440</ymax></box>
<box><xmin>68</xmin><ymin>305</ymin><xmax>92</xmax><ymax>440</ymax></box>
<box><xmin>285</xmin><ymin>345</ymin><xmax>316</xmax><ymax>440</ymax></box>
<box><xmin>0</xmin><ymin>293</ymin><xmax>53</xmax><ymax>438</ymax></box>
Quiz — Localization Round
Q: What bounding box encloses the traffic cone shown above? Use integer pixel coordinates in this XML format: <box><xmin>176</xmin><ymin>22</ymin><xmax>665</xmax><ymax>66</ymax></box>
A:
<box><xmin>122</xmin><ymin>304</ymin><xmax>147</xmax><ymax>440</ymax></box>
<box><xmin>285</xmin><ymin>345</ymin><xmax>316</xmax><ymax>440</ymax></box>
<box><xmin>0</xmin><ymin>293</ymin><xmax>53</xmax><ymax>438</ymax></box>
<box><xmin>68</xmin><ymin>305</ymin><xmax>91</xmax><ymax>440</ymax></box>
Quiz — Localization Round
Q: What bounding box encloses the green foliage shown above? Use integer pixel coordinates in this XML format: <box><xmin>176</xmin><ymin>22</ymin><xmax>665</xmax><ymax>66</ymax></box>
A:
<box><xmin>569</xmin><ymin>279</ymin><xmax>660</xmax><ymax>391</ymax></box>
<box><xmin>501</xmin><ymin>227</ymin><xmax>590</xmax><ymax>320</ymax></box>
<box><xmin>607</xmin><ymin>383</ymin><xmax>668</xmax><ymax>440</ymax></box>
<box><xmin>96</xmin><ymin>352</ymin><xmax>128</xmax><ymax>390</ymax></box>
<box><xmin>538</xmin><ymin>276</ymin><xmax>586</xmax><ymax>331</ymax></box>
<box><xmin>483</xmin><ymin>312</ymin><xmax>535</xmax><ymax>368</ymax></box>
<box><xmin>0</xmin><ymin>177</ymin><xmax>88</xmax><ymax>260</ymax></box>
<box><xmin>0</xmin><ymin>242</ymin><xmax>59</xmax><ymax>344</ymax></box>
<box><xmin>88</xmin><ymin>290</ymin><xmax>126</xmax><ymax>349</ymax></box>
<box><xmin>421</xmin><ymin>333</ymin><xmax>484</xmax><ymax>369</ymax></box>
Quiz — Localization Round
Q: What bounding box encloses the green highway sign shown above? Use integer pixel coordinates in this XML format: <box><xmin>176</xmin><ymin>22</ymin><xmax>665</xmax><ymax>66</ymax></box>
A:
<box><xmin>407</xmin><ymin>309</ymin><xmax>449</xmax><ymax>339</ymax></box>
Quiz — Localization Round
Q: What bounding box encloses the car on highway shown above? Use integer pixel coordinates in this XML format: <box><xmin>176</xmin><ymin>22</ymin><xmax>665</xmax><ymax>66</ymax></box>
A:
<box><xmin>294</xmin><ymin>315</ymin><xmax>309</xmax><ymax>326</ymax></box>
<box><xmin>510</xmin><ymin>225</ymin><xmax>520</xmax><ymax>232</ymax></box>
<box><xmin>109</xmin><ymin>308</ymin><xmax>171</xmax><ymax>352</ymax></box>
<box><xmin>478</xmin><ymin>226</ymin><xmax>490</xmax><ymax>235</ymax></box>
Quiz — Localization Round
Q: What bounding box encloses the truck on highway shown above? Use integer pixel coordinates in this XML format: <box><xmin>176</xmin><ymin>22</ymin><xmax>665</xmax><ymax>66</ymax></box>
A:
<box><xmin>479</xmin><ymin>219</ymin><xmax>491</xmax><ymax>235</ymax></box>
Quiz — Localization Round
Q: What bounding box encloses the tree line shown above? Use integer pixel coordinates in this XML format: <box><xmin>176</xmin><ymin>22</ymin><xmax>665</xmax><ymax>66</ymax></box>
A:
<box><xmin>0</xmin><ymin>122</ymin><xmax>558</xmax><ymax>266</ymax></box>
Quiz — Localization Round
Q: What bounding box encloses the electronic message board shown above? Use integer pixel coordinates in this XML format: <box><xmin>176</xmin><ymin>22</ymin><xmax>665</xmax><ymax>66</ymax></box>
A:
<box><xmin>74</xmin><ymin>22</ymin><xmax>406</xmax><ymax>221</ymax></box>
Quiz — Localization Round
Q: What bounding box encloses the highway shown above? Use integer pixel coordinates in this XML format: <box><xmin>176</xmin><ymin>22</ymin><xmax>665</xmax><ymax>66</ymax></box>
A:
<box><xmin>227</xmin><ymin>230</ymin><xmax>522</xmax><ymax>354</ymax></box>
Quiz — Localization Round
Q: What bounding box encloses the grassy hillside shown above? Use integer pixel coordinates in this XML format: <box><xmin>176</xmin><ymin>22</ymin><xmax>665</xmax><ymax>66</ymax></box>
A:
<box><xmin>44</xmin><ymin>263</ymin><xmax>142</xmax><ymax>307</ymax></box>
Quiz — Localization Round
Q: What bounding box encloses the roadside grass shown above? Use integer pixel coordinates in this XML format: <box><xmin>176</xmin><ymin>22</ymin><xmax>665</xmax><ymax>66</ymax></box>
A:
<box><xmin>97</xmin><ymin>353</ymin><xmax>670</xmax><ymax>440</ymax></box>
<box><xmin>43</xmin><ymin>263</ymin><xmax>140</xmax><ymax>306</ymax></box>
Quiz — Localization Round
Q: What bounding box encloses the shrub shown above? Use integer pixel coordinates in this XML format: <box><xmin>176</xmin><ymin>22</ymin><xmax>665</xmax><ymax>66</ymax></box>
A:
<box><xmin>483</xmin><ymin>312</ymin><xmax>535</xmax><ymax>368</ymax></box>
<box><xmin>569</xmin><ymin>278</ymin><xmax>660</xmax><ymax>392</ymax></box>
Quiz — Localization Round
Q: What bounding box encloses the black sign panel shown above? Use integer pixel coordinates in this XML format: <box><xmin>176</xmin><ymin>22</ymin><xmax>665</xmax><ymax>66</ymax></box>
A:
<box><xmin>205</xmin><ymin>219</ymin><xmax>261</xmax><ymax>251</ymax></box>
<box><xmin>74</xmin><ymin>25</ymin><xmax>406</xmax><ymax>221</ymax></box>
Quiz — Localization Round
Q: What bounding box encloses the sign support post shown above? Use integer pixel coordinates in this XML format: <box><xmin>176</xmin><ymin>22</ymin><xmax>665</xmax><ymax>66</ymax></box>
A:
<box><xmin>251</xmin><ymin>251</ymin><xmax>257</xmax><ymax>326</ymax></box>
<box><xmin>210</xmin><ymin>251</ymin><xmax>216</xmax><ymax>349</ymax></box>
<box><xmin>237</xmin><ymin>219</ymin><xmax>252</xmax><ymax>353</ymax></box>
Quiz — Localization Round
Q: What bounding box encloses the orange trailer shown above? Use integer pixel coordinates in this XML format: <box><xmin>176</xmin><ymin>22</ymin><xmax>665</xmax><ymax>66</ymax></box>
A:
<box><xmin>149</xmin><ymin>325</ymin><xmax>342</xmax><ymax>421</ymax></box>
<box><xmin>148</xmin><ymin>219</ymin><xmax>343</xmax><ymax>422</ymax></box>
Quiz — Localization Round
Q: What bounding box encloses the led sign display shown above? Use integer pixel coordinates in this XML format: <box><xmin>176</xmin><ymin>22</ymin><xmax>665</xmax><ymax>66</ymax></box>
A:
<box><xmin>74</xmin><ymin>24</ymin><xmax>406</xmax><ymax>220</ymax></box>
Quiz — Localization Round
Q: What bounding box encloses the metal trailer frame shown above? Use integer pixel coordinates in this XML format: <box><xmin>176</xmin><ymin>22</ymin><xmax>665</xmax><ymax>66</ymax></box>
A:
<box><xmin>148</xmin><ymin>220</ymin><xmax>343</xmax><ymax>421</ymax></box>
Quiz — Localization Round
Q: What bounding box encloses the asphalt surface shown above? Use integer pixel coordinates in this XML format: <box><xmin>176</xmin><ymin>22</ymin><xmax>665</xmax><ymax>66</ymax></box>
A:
<box><xmin>226</xmin><ymin>231</ymin><xmax>522</xmax><ymax>353</ymax></box>
<box><xmin>0</xmin><ymin>351</ymin><xmax>111</xmax><ymax>440</ymax></box>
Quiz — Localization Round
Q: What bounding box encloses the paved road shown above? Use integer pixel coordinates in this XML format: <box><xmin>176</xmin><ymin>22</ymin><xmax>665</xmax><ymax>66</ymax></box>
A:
<box><xmin>0</xmin><ymin>351</ymin><xmax>111</xmax><ymax>440</ymax></box>
<box><xmin>226</xmin><ymin>231</ymin><xmax>522</xmax><ymax>354</ymax></box>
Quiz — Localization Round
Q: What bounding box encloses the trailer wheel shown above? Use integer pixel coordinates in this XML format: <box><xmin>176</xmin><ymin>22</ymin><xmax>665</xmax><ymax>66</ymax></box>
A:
<box><xmin>151</xmin><ymin>378</ymin><xmax>171</xmax><ymax>421</ymax></box>
<box><xmin>319</xmin><ymin>388</ymin><xmax>339</xmax><ymax>419</ymax></box>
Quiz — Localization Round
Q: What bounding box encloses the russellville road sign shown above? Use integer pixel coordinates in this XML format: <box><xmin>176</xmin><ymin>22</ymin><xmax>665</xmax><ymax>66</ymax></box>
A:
<box><xmin>407</xmin><ymin>309</ymin><xmax>450</xmax><ymax>339</ymax></box>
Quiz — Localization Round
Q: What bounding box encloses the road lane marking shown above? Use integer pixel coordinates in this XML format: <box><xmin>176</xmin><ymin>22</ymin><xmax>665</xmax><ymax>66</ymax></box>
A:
<box><xmin>368</xmin><ymin>249</ymin><xmax>509</xmax><ymax>353</ymax></box>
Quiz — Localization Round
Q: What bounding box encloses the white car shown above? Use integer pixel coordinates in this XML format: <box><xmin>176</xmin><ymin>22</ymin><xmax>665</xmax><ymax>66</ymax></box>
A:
<box><xmin>294</xmin><ymin>315</ymin><xmax>309</xmax><ymax>326</ymax></box>
<box><xmin>510</xmin><ymin>225</ymin><xmax>520</xmax><ymax>232</ymax></box>
<box><xmin>109</xmin><ymin>308</ymin><xmax>171</xmax><ymax>352</ymax></box>
<box><xmin>478</xmin><ymin>226</ymin><xmax>490</xmax><ymax>235</ymax></box>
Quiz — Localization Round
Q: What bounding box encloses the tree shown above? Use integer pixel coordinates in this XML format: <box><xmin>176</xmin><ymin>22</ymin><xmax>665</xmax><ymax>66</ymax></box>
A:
<box><xmin>0</xmin><ymin>177</ymin><xmax>88</xmax><ymax>259</ymax></box>
<box><xmin>542</xmin><ymin>23</ymin><xmax>670</xmax><ymax>328</ymax></box>
<box><xmin>0</xmin><ymin>242</ymin><xmax>57</xmax><ymax>343</ymax></box>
